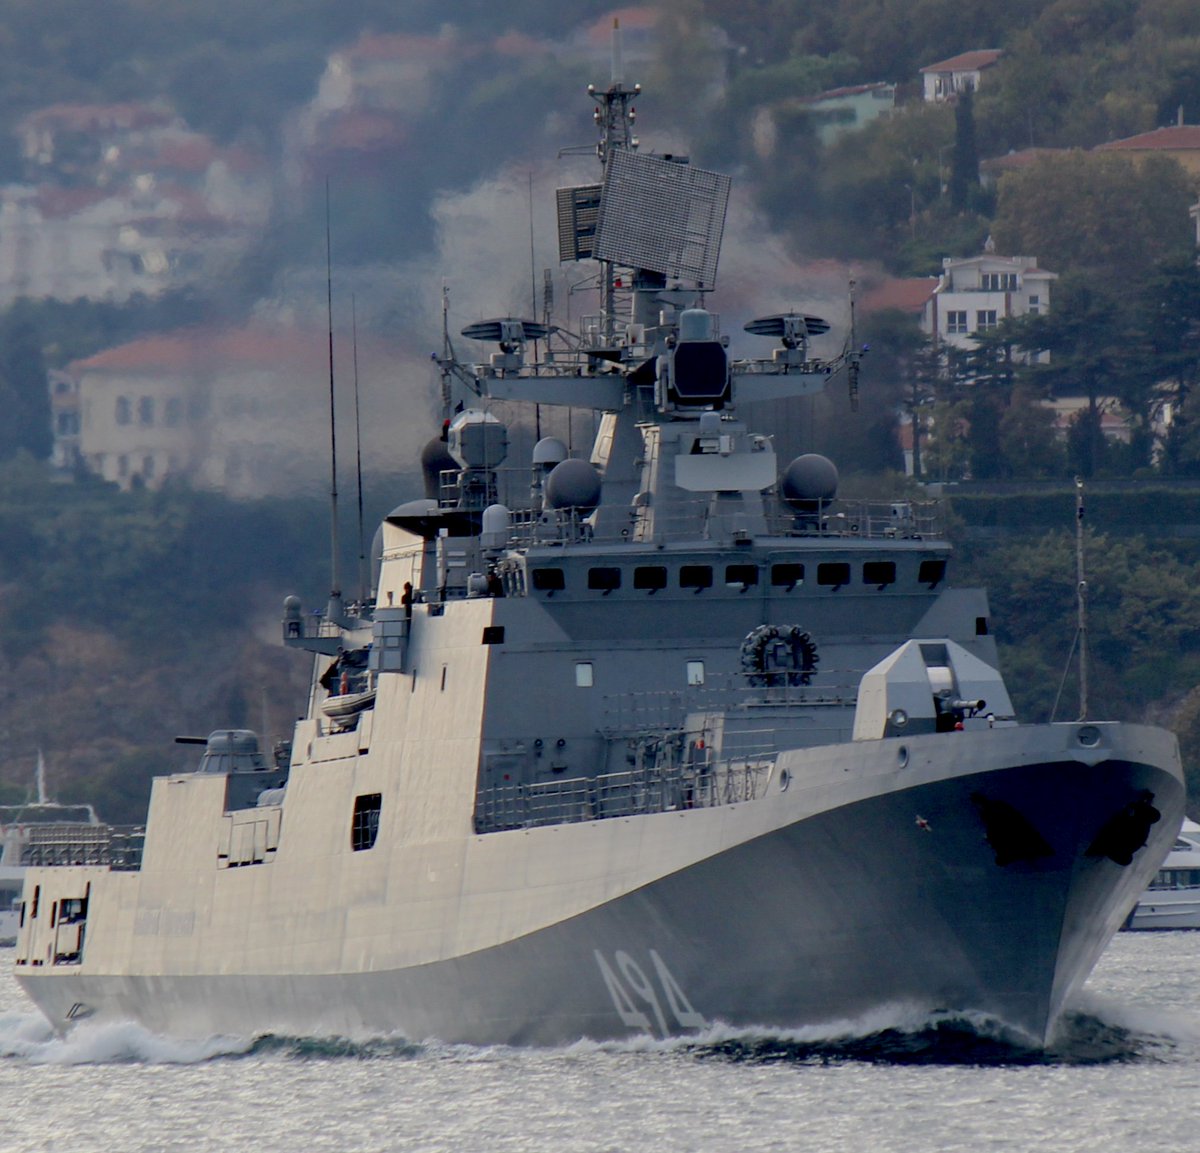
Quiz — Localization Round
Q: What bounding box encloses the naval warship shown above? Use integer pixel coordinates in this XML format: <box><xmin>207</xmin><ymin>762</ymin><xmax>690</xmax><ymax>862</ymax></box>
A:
<box><xmin>13</xmin><ymin>43</ymin><xmax>1185</xmax><ymax>1047</ymax></box>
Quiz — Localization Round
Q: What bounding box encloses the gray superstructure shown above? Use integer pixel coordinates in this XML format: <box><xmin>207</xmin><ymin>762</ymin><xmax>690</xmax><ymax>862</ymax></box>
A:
<box><xmin>13</xmin><ymin>42</ymin><xmax>1185</xmax><ymax>1047</ymax></box>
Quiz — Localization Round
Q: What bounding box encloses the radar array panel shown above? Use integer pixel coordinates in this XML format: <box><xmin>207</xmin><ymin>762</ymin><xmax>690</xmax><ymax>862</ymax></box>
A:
<box><xmin>556</xmin><ymin>184</ymin><xmax>603</xmax><ymax>262</ymax></box>
<box><xmin>591</xmin><ymin>151</ymin><xmax>730</xmax><ymax>288</ymax></box>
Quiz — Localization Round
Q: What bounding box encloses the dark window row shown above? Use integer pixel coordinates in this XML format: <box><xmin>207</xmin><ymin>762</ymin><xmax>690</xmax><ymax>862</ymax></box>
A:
<box><xmin>530</xmin><ymin>558</ymin><xmax>946</xmax><ymax>594</ymax></box>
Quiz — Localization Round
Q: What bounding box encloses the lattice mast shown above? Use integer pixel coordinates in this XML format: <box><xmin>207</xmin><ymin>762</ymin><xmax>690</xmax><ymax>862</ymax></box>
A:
<box><xmin>590</xmin><ymin>18</ymin><xmax>640</xmax><ymax>344</ymax></box>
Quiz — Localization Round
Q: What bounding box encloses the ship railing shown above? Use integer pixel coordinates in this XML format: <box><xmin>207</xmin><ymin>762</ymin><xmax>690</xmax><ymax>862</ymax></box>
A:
<box><xmin>433</xmin><ymin>470</ymin><xmax>941</xmax><ymax>546</ymax></box>
<box><xmin>600</xmin><ymin>676</ymin><xmax>860</xmax><ymax>738</ymax></box>
<box><xmin>474</xmin><ymin>759</ymin><xmax>772</xmax><ymax>834</ymax></box>
<box><xmin>20</xmin><ymin>824</ymin><xmax>145</xmax><ymax>871</ymax></box>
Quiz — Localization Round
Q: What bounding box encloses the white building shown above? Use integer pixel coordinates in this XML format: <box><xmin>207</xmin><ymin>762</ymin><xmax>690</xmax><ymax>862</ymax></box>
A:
<box><xmin>922</xmin><ymin>252</ymin><xmax>1056</xmax><ymax>353</ymax></box>
<box><xmin>920</xmin><ymin>50</ymin><xmax>1003</xmax><ymax>103</ymax></box>
<box><xmin>54</xmin><ymin>325</ymin><xmax>431</xmax><ymax>498</ymax></box>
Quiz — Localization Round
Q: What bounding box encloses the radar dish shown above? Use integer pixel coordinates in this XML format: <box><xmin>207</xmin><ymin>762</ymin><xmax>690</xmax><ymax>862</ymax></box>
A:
<box><xmin>461</xmin><ymin>318</ymin><xmax>551</xmax><ymax>345</ymax></box>
<box><xmin>593</xmin><ymin>150</ymin><xmax>730</xmax><ymax>288</ymax></box>
<box><xmin>744</xmin><ymin>313</ymin><xmax>831</xmax><ymax>346</ymax></box>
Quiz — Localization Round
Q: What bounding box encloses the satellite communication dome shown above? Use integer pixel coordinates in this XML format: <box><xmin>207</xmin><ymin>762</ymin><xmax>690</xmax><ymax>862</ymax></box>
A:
<box><xmin>532</xmin><ymin>436</ymin><xmax>569</xmax><ymax>468</ymax></box>
<box><xmin>781</xmin><ymin>454</ymin><xmax>839</xmax><ymax>508</ymax></box>
<box><xmin>544</xmin><ymin>458</ymin><xmax>602</xmax><ymax>511</ymax></box>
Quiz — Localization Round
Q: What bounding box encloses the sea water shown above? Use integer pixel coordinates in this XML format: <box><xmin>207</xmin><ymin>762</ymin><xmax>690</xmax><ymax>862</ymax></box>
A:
<box><xmin>1</xmin><ymin>935</ymin><xmax>1198</xmax><ymax>1153</ymax></box>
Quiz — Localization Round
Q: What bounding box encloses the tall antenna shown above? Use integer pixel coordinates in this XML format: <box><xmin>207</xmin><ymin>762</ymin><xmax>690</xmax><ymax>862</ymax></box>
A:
<box><xmin>1076</xmin><ymin>476</ymin><xmax>1088</xmax><ymax>720</ymax></box>
<box><xmin>351</xmin><ymin>293</ymin><xmax>367</xmax><ymax>603</ymax></box>
<box><xmin>325</xmin><ymin>178</ymin><xmax>342</xmax><ymax>607</ymax></box>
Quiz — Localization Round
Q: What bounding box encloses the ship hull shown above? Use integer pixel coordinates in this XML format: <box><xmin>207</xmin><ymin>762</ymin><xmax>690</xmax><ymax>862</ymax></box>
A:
<box><xmin>15</xmin><ymin>725</ymin><xmax>1183</xmax><ymax>1047</ymax></box>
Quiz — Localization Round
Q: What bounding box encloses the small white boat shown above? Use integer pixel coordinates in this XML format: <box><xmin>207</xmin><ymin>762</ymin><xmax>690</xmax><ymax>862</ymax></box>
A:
<box><xmin>1124</xmin><ymin>819</ymin><xmax>1200</xmax><ymax>930</ymax></box>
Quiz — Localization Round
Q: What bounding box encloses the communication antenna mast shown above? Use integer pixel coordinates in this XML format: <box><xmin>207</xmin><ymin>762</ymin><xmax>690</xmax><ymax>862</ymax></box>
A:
<box><xmin>351</xmin><ymin>294</ymin><xmax>367</xmax><ymax>604</ymax></box>
<box><xmin>1075</xmin><ymin>476</ymin><xmax>1088</xmax><ymax>720</ymax></box>
<box><xmin>1050</xmin><ymin>476</ymin><xmax>1089</xmax><ymax>721</ymax></box>
<box><xmin>325</xmin><ymin>179</ymin><xmax>342</xmax><ymax>615</ymax></box>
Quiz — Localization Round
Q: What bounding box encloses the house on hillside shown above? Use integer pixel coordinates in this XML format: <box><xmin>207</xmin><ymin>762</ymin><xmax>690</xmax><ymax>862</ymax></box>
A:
<box><xmin>923</xmin><ymin>251</ymin><xmax>1056</xmax><ymax>353</ymax></box>
<box><xmin>1095</xmin><ymin>121</ymin><xmax>1200</xmax><ymax>181</ymax></box>
<box><xmin>920</xmin><ymin>50</ymin><xmax>1003</xmax><ymax>103</ymax></box>
<box><xmin>0</xmin><ymin>102</ymin><xmax>271</xmax><ymax>306</ymax></box>
<box><xmin>53</xmin><ymin>326</ymin><xmax>429</xmax><ymax>497</ymax></box>
<box><xmin>859</xmin><ymin>277</ymin><xmax>938</xmax><ymax>319</ymax></box>
<box><xmin>978</xmin><ymin>147</ymin><xmax>1070</xmax><ymax>188</ymax></box>
<box><xmin>753</xmin><ymin>83</ymin><xmax>895</xmax><ymax>154</ymax></box>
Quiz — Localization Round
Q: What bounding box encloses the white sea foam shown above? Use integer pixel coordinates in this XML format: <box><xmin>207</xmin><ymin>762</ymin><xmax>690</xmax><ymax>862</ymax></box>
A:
<box><xmin>1066</xmin><ymin>987</ymin><xmax>1200</xmax><ymax>1046</ymax></box>
<box><xmin>0</xmin><ymin>1010</ymin><xmax>253</xmax><ymax>1065</ymax></box>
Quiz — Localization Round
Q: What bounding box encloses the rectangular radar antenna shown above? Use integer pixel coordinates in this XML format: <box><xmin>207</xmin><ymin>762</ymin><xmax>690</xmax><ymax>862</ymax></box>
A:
<box><xmin>592</xmin><ymin>150</ymin><xmax>730</xmax><ymax>289</ymax></box>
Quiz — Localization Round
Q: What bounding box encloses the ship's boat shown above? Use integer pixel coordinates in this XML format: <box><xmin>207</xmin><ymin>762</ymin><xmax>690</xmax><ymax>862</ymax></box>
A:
<box><xmin>12</xmin><ymin>31</ymin><xmax>1184</xmax><ymax>1047</ymax></box>
<box><xmin>1124</xmin><ymin>819</ymin><xmax>1200</xmax><ymax>930</ymax></box>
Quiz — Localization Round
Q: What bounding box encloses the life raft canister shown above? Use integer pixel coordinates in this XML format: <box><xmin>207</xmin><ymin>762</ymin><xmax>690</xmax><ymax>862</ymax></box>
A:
<box><xmin>739</xmin><ymin>624</ymin><xmax>819</xmax><ymax>687</ymax></box>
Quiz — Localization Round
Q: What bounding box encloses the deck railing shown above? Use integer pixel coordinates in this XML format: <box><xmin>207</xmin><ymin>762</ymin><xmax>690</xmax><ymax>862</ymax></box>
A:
<box><xmin>19</xmin><ymin>824</ymin><xmax>145</xmax><ymax>870</ymax></box>
<box><xmin>474</xmin><ymin>759</ymin><xmax>772</xmax><ymax>834</ymax></box>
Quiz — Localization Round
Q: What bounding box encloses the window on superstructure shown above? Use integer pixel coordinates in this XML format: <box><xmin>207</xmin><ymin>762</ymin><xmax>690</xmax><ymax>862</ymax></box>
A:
<box><xmin>634</xmin><ymin>565</ymin><xmax>668</xmax><ymax>593</ymax></box>
<box><xmin>817</xmin><ymin>562</ymin><xmax>850</xmax><ymax>587</ymax></box>
<box><xmin>588</xmin><ymin>567</ymin><xmax>621</xmax><ymax>593</ymax></box>
<box><xmin>686</xmin><ymin>660</ymin><xmax>705</xmax><ymax>686</ymax></box>
<box><xmin>680</xmin><ymin>565</ymin><xmax>713</xmax><ymax>591</ymax></box>
<box><xmin>919</xmin><ymin>559</ymin><xmax>947</xmax><ymax>587</ymax></box>
<box><xmin>165</xmin><ymin>397</ymin><xmax>183</xmax><ymax>427</ymax></box>
<box><xmin>575</xmin><ymin>662</ymin><xmax>594</xmax><ymax>687</ymax></box>
<box><xmin>725</xmin><ymin>564</ymin><xmax>758</xmax><ymax>590</ymax></box>
<box><xmin>115</xmin><ymin>396</ymin><xmax>131</xmax><ymax>425</ymax></box>
<box><xmin>138</xmin><ymin>396</ymin><xmax>154</xmax><ymax>426</ymax></box>
<box><xmin>351</xmin><ymin>793</ymin><xmax>382</xmax><ymax>851</ymax></box>
<box><xmin>530</xmin><ymin>567</ymin><xmax>565</xmax><ymax>592</ymax></box>
<box><xmin>771</xmin><ymin>563</ymin><xmax>804</xmax><ymax>589</ymax></box>
<box><xmin>863</xmin><ymin>561</ymin><xmax>896</xmax><ymax>587</ymax></box>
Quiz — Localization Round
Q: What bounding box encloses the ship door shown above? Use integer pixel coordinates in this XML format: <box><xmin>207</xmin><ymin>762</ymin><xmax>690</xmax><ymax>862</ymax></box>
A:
<box><xmin>52</xmin><ymin>883</ymin><xmax>89</xmax><ymax>965</ymax></box>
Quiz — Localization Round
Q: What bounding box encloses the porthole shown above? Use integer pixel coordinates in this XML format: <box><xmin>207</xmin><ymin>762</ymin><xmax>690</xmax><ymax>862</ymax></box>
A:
<box><xmin>897</xmin><ymin>745</ymin><xmax>909</xmax><ymax>768</ymax></box>
<box><xmin>1077</xmin><ymin>725</ymin><xmax>1102</xmax><ymax>748</ymax></box>
<box><xmin>778</xmin><ymin>767</ymin><xmax>791</xmax><ymax>792</ymax></box>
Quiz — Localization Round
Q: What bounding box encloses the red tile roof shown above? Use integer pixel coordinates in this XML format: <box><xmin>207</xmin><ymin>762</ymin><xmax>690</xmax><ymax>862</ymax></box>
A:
<box><xmin>920</xmin><ymin>50</ymin><xmax>1003</xmax><ymax>74</ymax></box>
<box><xmin>797</xmin><ymin>82</ymin><xmax>893</xmax><ymax>104</ymax></box>
<box><xmin>1097</xmin><ymin>125</ymin><xmax>1200</xmax><ymax>152</ymax></box>
<box><xmin>71</xmin><ymin>328</ymin><xmax>326</xmax><ymax>374</ymax></box>
<box><xmin>860</xmin><ymin>278</ymin><xmax>938</xmax><ymax>315</ymax></box>
<box><xmin>980</xmin><ymin>147</ymin><xmax>1068</xmax><ymax>174</ymax></box>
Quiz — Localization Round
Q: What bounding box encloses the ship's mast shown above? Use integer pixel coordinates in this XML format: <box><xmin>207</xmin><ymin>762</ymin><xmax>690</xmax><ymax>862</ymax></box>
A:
<box><xmin>589</xmin><ymin>18</ymin><xmax>639</xmax><ymax>344</ymax></box>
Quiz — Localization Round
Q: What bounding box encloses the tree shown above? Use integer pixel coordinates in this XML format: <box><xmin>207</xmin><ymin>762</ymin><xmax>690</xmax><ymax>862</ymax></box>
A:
<box><xmin>948</xmin><ymin>86</ymin><xmax>978</xmax><ymax>212</ymax></box>
<box><xmin>0</xmin><ymin>308</ymin><xmax>51</xmax><ymax>460</ymax></box>
<box><xmin>1132</xmin><ymin>255</ymin><xmax>1200</xmax><ymax>475</ymax></box>
<box><xmin>991</xmin><ymin>152</ymin><xmax>1195</xmax><ymax>283</ymax></box>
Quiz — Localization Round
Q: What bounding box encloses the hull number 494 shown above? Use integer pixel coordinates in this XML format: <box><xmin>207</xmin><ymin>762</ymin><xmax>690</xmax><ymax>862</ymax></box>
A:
<box><xmin>595</xmin><ymin>949</ymin><xmax>707</xmax><ymax>1036</ymax></box>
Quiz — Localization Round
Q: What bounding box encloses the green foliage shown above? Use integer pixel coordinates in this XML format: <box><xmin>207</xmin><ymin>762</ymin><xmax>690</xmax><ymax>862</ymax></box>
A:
<box><xmin>956</xmin><ymin>523</ymin><xmax>1200</xmax><ymax>723</ymax></box>
<box><xmin>992</xmin><ymin>152</ymin><xmax>1194</xmax><ymax>282</ymax></box>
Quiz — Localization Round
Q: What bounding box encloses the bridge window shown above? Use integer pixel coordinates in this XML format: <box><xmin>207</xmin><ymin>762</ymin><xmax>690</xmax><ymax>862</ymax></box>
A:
<box><xmin>531</xmin><ymin>567</ymin><xmax>565</xmax><ymax>592</ymax></box>
<box><xmin>818</xmin><ymin>562</ymin><xmax>850</xmax><ymax>587</ymax></box>
<box><xmin>680</xmin><ymin>565</ymin><xmax>713</xmax><ymax>591</ymax></box>
<box><xmin>725</xmin><ymin>564</ymin><xmax>758</xmax><ymax>589</ymax></box>
<box><xmin>634</xmin><ymin>565</ymin><xmax>668</xmax><ymax>593</ymax></box>
<box><xmin>588</xmin><ymin>567</ymin><xmax>621</xmax><ymax>593</ymax></box>
<box><xmin>919</xmin><ymin>559</ymin><xmax>947</xmax><ymax>587</ymax></box>
<box><xmin>863</xmin><ymin>561</ymin><xmax>896</xmax><ymax>586</ymax></box>
<box><xmin>771</xmin><ymin>563</ymin><xmax>804</xmax><ymax>589</ymax></box>
<box><xmin>351</xmin><ymin>794</ymin><xmax>382</xmax><ymax>851</ymax></box>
